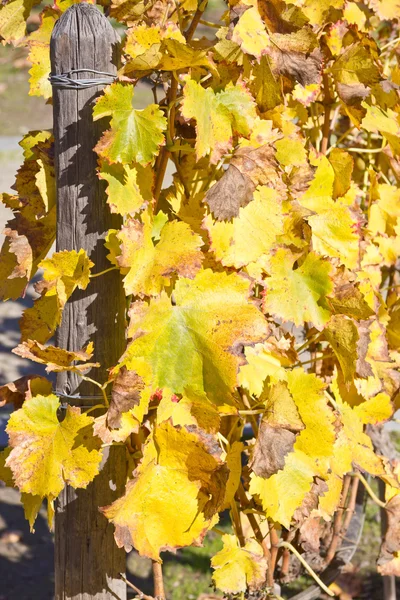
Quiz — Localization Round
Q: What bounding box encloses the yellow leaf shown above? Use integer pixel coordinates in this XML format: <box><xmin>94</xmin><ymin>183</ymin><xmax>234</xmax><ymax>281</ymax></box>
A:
<box><xmin>275</xmin><ymin>137</ymin><xmax>308</xmax><ymax>167</ymax></box>
<box><xmin>120</xmin><ymin>269</ymin><xmax>269</xmax><ymax>404</ymax></box>
<box><xmin>157</xmin><ymin>389</ymin><xmax>221</xmax><ymax>433</ymax></box>
<box><xmin>238</xmin><ymin>335</ymin><xmax>295</xmax><ymax>396</ymax></box>
<box><xmin>211</xmin><ymin>534</ymin><xmax>267</xmax><ymax>594</ymax></box>
<box><xmin>250</xmin><ymin>450</ymin><xmax>315</xmax><ymax>528</ymax></box>
<box><xmin>181</xmin><ymin>79</ymin><xmax>257</xmax><ymax>164</ymax></box>
<box><xmin>353</xmin><ymin>393</ymin><xmax>393</xmax><ymax>425</ymax></box>
<box><xmin>98</xmin><ymin>161</ymin><xmax>152</xmax><ymax>216</ymax></box>
<box><xmin>231</xmin><ymin>7</ymin><xmax>270</xmax><ymax>59</ymax></box>
<box><xmin>204</xmin><ymin>186</ymin><xmax>284</xmax><ymax>268</ymax></box>
<box><xmin>6</xmin><ymin>395</ymin><xmax>102</xmax><ymax>501</ymax></box>
<box><xmin>20</xmin><ymin>249</ymin><xmax>93</xmax><ymax>343</ymax></box>
<box><xmin>0</xmin><ymin>0</ymin><xmax>40</xmax><ymax>43</ymax></box>
<box><xmin>263</xmin><ymin>249</ymin><xmax>333</xmax><ymax>329</ymax></box>
<box><xmin>116</xmin><ymin>209</ymin><xmax>203</xmax><ymax>297</ymax></box>
<box><xmin>222</xmin><ymin>441</ymin><xmax>244</xmax><ymax>509</ymax></box>
<box><xmin>27</xmin><ymin>7</ymin><xmax>58</xmax><ymax>99</ymax></box>
<box><xmin>299</xmin><ymin>155</ymin><xmax>360</xmax><ymax>269</ymax></box>
<box><xmin>13</xmin><ymin>340</ymin><xmax>99</xmax><ymax>373</ymax></box>
<box><xmin>101</xmin><ymin>422</ymin><xmax>227</xmax><ymax>560</ymax></box>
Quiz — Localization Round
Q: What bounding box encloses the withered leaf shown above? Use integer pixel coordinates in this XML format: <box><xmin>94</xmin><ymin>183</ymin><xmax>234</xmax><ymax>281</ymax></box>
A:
<box><xmin>250</xmin><ymin>381</ymin><xmax>304</xmax><ymax>478</ymax></box>
<box><xmin>251</xmin><ymin>422</ymin><xmax>297</xmax><ymax>478</ymax></box>
<box><xmin>204</xmin><ymin>144</ymin><xmax>283</xmax><ymax>220</ymax></box>
<box><xmin>107</xmin><ymin>367</ymin><xmax>145</xmax><ymax>429</ymax></box>
<box><xmin>0</xmin><ymin>375</ymin><xmax>52</xmax><ymax>410</ymax></box>
<box><xmin>378</xmin><ymin>494</ymin><xmax>400</xmax><ymax>576</ymax></box>
<box><xmin>336</xmin><ymin>82</ymin><xmax>370</xmax><ymax>106</ymax></box>
<box><xmin>205</xmin><ymin>165</ymin><xmax>255</xmax><ymax>221</ymax></box>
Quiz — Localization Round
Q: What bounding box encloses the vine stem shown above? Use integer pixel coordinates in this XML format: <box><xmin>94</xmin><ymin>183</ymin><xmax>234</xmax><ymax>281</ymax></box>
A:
<box><xmin>184</xmin><ymin>1</ymin><xmax>208</xmax><ymax>41</ymax></box>
<box><xmin>231</xmin><ymin>499</ymin><xmax>246</xmax><ymax>546</ymax></box>
<box><xmin>236</xmin><ymin>484</ymin><xmax>272</xmax><ymax>572</ymax></box>
<box><xmin>321</xmin><ymin>73</ymin><xmax>333</xmax><ymax>155</ymax></box>
<box><xmin>152</xmin><ymin>561</ymin><xmax>165</xmax><ymax>599</ymax></box>
<box><xmin>120</xmin><ymin>573</ymin><xmax>154</xmax><ymax>600</ymax></box>
<box><xmin>76</xmin><ymin>373</ymin><xmax>109</xmax><ymax>407</ymax></box>
<box><xmin>325</xmin><ymin>474</ymin><xmax>351</xmax><ymax>564</ymax></box>
<box><xmin>90</xmin><ymin>266</ymin><xmax>118</xmax><ymax>278</ymax></box>
<box><xmin>154</xmin><ymin>76</ymin><xmax>178</xmax><ymax>206</ymax></box>
<box><xmin>351</xmin><ymin>471</ymin><xmax>386</xmax><ymax>508</ymax></box>
<box><xmin>278</xmin><ymin>541</ymin><xmax>335</xmax><ymax>597</ymax></box>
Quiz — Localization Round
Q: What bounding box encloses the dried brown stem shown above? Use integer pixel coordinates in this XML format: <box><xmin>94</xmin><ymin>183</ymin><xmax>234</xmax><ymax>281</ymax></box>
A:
<box><xmin>325</xmin><ymin>474</ymin><xmax>351</xmax><ymax>564</ymax></box>
<box><xmin>321</xmin><ymin>73</ymin><xmax>333</xmax><ymax>155</ymax></box>
<box><xmin>184</xmin><ymin>4</ymin><xmax>207</xmax><ymax>41</ymax></box>
<box><xmin>120</xmin><ymin>573</ymin><xmax>155</xmax><ymax>600</ymax></box>
<box><xmin>152</xmin><ymin>561</ymin><xmax>166</xmax><ymax>599</ymax></box>
<box><xmin>237</xmin><ymin>484</ymin><xmax>272</xmax><ymax>569</ymax></box>
<box><xmin>268</xmin><ymin>522</ymin><xmax>280</xmax><ymax>588</ymax></box>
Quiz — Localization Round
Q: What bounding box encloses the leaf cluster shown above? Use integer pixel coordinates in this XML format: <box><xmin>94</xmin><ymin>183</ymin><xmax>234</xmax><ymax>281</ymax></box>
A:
<box><xmin>1</xmin><ymin>0</ymin><xmax>400</xmax><ymax>595</ymax></box>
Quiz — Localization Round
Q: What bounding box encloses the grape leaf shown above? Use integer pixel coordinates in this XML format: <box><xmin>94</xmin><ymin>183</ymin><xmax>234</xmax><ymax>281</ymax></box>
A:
<box><xmin>94</xmin><ymin>82</ymin><xmax>167</xmax><ymax>166</ymax></box>
<box><xmin>0</xmin><ymin>0</ymin><xmax>41</xmax><ymax>43</ymax></box>
<box><xmin>0</xmin><ymin>136</ymin><xmax>55</xmax><ymax>300</ymax></box>
<box><xmin>6</xmin><ymin>395</ymin><xmax>102</xmax><ymax>506</ymax></box>
<box><xmin>27</xmin><ymin>7</ymin><xmax>59</xmax><ymax>100</ymax></box>
<box><xmin>181</xmin><ymin>79</ymin><xmax>257</xmax><ymax>164</ymax></box>
<box><xmin>98</xmin><ymin>160</ymin><xmax>152</xmax><ymax>216</ymax></box>
<box><xmin>299</xmin><ymin>155</ymin><xmax>360</xmax><ymax>269</ymax></box>
<box><xmin>13</xmin><ymin>340</ymin><xmax>99</xmax><ymax>373</ymax></box>
<box><xmin>20</xmin><ymin>249</ymin><xmax>93</xmax><ymax>343</ymax></box>
<box><xmin>231</xmin><ymin>6</ymin><xmax>270</xmax><ymax>59</ymax></box>
<box><xmin>204</xmin><ymin>186</ymin><xmax>284</xmax><ymax>268</ymax></box>
<box><xmin>116</xmin><ymin>209</ymin><xmax>204</xmax><ymax>297</ymax></box>
<box><xmin>118</xmin><ymin>269</ymin><xmax>269</xmax><ymax>404</ymax></box>
<box><xmin>263</xmin><ymin>249</ymin><xmax>333</xmax><ymax>329</ymax></box>
<box><xmin>101</xmin><ymin>421</ymin><xmax>228</xmax><ymax>560</ymax></box>
<box><xmin>211</xmin><ymin>534</ymin><xmax>267</xmax><ymax>594</ymax></box>
<box><xmin>156</xmin><ymin>389</ymin><xmax>221</xmax><ymax>434</ymax></box>
<box><xmin>0</xmin><ymin>375</ymin><xmax>52</xmax><ymax>410</ymax></box>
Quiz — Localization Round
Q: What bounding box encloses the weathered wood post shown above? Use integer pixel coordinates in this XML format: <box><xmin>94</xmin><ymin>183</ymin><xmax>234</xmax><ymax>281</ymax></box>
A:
<box><xmin>50</xmin><ymin>5</ymin><xmax>127</xmax><ymax>599</ymax></box>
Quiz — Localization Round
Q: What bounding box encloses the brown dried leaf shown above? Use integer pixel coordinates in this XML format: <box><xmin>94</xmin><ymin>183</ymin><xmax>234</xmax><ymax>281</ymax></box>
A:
<box><xmin>12</xmin><ymin>340</ymin><xmax>99</xmax><ymax>373</ymax></box>
<box><xmin>107</xmin><ymin>367</ymin><xmax>145</xmax><ymax>428</ymax></box>
<box><xmin>0</xmin><ymin>375</ymin><xmax>52</xmax><ymax>410</ymax></box>
<box><xmin>250</xmin><ymin>381</ymin><xmax>304</xmax><ymax>478</ymax></box>
<box><xmin>378</xmin><ymin>494</ymin><xmax>400</xmax><ymax>576</ymax></box>
<box><xmin>204</xmin><ymin>144</ymin><xmax>284</xmax><ymax>220</ymax></box>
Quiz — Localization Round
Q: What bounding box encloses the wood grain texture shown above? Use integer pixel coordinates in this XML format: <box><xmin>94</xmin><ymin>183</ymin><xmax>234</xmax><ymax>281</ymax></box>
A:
<box><xmin>50</xmin><ymin>5</ymin><xmax>127</xmax><ymax>598</ymax></box>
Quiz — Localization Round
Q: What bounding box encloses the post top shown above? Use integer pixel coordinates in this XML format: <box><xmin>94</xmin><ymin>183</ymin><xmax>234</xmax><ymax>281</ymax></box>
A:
<box><xmin>51</xmin><ymin>2</ymin><xmax>119</xmax><ymax>41</ymax></box>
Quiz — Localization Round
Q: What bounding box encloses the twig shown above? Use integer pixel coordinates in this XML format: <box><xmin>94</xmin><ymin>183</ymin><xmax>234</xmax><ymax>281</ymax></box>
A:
<box><xmin>321</xmin><ymin>73</ymin><xmax>333</xmax><ymax>155</ymax></box>
<box><xmin>231</xmin><ymin>498</ymin><xmax>246</xmax><ymax>547</ymax></box>
<box><xmin>120</xmin><ymin>573</ymin><xmax>155</xmax><ymax>600</ymax></box>
<box><xmin>269</xmin><ymin>522</ymin><xmax>280</xmax><ymax>588</ymax></box>
<box><xmin>278</xmin><ymin>541</ymin><xmax>335</xmax><ymax>597</ymax></box>
<box><xmin>237</xmin><ymin>484</ymin><xmax>272</xmax><ymax>566</ymax></box>
<box><xmin>152</xmin><ymin>561</ymin><xmax>166</xmax><ymax>599</ymax></box>
<box><xmin>154</xmin><ymin>76</ymin><xmax>179</xmax><ymax>206</ymax></box>
<box><xmin>184</xmin><ymin>2</ymin><xmax>208</xmax><ymax>41</ymax></box>
<box><xmin>325</xmin><ymin>474</ymin><xmax>351</xmax><ymax>564</ymax></box>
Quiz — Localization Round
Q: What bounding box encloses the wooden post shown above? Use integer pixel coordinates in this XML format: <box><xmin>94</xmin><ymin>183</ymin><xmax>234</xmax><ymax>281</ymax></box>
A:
<box><xmin>50</xmin><ymin>5</ymin><xmax>127</xmax><ymax>599</ymax></box>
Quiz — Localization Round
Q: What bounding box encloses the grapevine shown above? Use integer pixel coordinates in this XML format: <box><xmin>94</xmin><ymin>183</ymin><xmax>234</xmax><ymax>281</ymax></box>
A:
<box><xmin>1</xmin><ymin>0</ymin><xmax>400</xmax><ymax>597</ymax></box>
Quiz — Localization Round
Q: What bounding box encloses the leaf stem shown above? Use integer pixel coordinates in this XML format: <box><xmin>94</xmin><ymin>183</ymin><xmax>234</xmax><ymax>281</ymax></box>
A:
<box><xmin>152</xmin><ymin>561</ymin><xmax>165</xmax><ymax>599</ymax></box>
<box><xmin>351</xmin><ymin>471</ymin><xmax>386</xmax><ymax>508</ymax></box>
<box><xmin>90</xmin><ymin>266</ymin><xmax>118</xmax><ymax>278</ymax></box>
<box><xmin>278</xmin><ymin>541</ymin><xmax>335</xmax><ymax>597</ymax></box>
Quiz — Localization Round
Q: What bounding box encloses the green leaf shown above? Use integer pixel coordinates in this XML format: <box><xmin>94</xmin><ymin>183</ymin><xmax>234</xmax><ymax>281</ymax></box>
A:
<box><xmin>93</xmin><ymin>82</ymin><xmax>167</xmax><ymax>166</ymax></box>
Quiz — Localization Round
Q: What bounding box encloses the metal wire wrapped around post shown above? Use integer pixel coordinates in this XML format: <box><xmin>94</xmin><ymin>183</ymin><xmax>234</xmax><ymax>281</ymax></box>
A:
<box><xmin>49</xmin><ymin>68</ymin><xmax>117</xmax><ymax>89</ymax></box>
